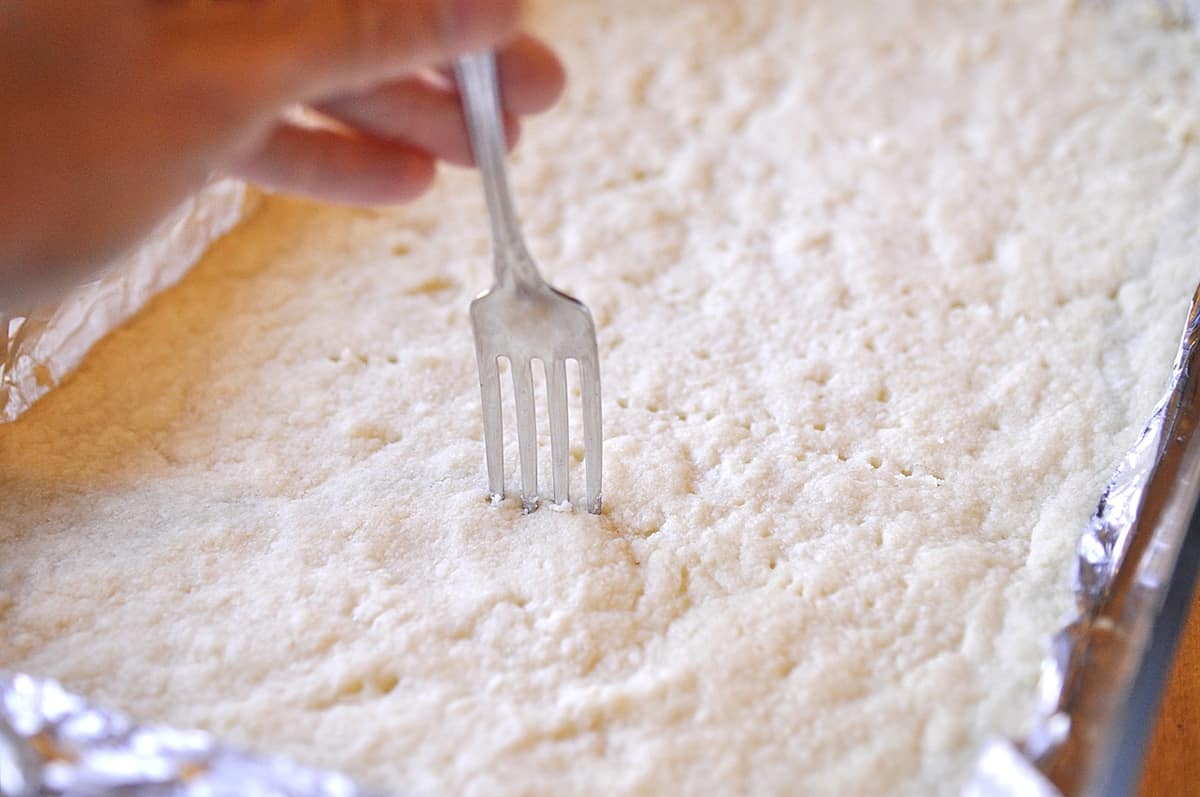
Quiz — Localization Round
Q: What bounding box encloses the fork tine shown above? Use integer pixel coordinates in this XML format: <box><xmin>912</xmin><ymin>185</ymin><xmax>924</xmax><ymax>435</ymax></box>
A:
<box><xmin>479</xmin><ymin>353</ymin><xmax>505</xmax><ymax>502</ymax></box>
<box><xmin>512</xmin><ymin>356</ymin><xmax>540</xmax><ymax>513</ymax></box>
<box><xmin>547</xmin><ymin>358</ymin><xmax>570</xmax><ymax>505</ymax></box>
<box><xmin>579</xmin><ymin>355</ymin><xmax>603</xmax><ymax>514</ymax></box>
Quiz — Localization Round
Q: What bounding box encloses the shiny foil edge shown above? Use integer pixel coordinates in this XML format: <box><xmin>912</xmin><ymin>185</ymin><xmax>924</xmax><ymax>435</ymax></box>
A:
<box><xmin>0</xmin><ymin>672</ymin><xmax>389</xmax><ymax>797</ymax></box>
<box><xmin>964</xmin><ymin>282</ymin><xmax>1200</xmax><ymax>797</ymax></box>
<box><xmin>0</xmin><ymin>179</ymin><xmax>254</xmax><ymax>423</ymax></box>
<box><xmin>4</xmin><ymin>6</ymin><xmax>1198</xmax><ymax>796</ymax></box>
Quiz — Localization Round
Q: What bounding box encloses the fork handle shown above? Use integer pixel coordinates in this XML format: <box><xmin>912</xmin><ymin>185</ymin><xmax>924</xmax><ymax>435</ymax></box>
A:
<box><xmin>455</xmin><ymin>50</ymin><xmax>543</xmax><ymax>288</ymax></box>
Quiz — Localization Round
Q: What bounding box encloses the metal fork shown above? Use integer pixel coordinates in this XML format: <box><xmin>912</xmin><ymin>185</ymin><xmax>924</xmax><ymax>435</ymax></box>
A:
<box><xmin>455</xmin><ymin>50</ymin><xmax>602</xmax><ymax>514</ymax></box>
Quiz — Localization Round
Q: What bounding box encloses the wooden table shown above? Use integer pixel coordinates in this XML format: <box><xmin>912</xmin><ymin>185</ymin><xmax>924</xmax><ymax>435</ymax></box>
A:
<box><xmin>1138</xmin><ymin>589</ymin><xmax>1200</xmax><ymax>796</ymax></box>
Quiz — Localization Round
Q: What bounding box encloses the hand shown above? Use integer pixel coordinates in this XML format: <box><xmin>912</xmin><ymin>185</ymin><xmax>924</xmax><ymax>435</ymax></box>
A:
<box><xmin>0</xmin><ymin>0</ymin><xmax>564</xmax><ymax>309</ymax></box>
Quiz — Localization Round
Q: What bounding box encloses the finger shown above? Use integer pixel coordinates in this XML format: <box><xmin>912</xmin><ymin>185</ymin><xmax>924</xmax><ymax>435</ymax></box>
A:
<box><xmin>316</xmin><ymin>76</ymin><xmax>520</xmax><ymax>166</ymax></box>
<box><xmin>493</xmin><ymin>34</ymin><xmax>566</xmax><ymax>115</ymax></box>
<box><xmin>315</xmin><ymin>34</ymin><xmax>561</xmax><ymax>166</ymax></box>
<box><xmin>159</xmin><ymin>0</ymin><xmax>524</xmax><ymax>105</ymax></box>
<box><xmin>230</xmin><ymin>123</ymin><xmax>436</xmax><ymax>206</ymax></box>
<box><xmin>431</xmin><ymin>33</ymin><xmax>565</xmax><ymax>113</ymax></box>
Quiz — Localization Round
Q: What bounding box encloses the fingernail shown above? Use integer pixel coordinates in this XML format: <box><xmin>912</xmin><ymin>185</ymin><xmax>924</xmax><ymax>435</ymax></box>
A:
<box><xmin>441</xmin><ymin>0</ymin><xmax>523</xmax><ymax>51</ymax></box>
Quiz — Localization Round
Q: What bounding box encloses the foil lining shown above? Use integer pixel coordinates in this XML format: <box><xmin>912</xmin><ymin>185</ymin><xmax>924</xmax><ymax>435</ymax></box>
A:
<box><xmin>3</xmin><ymin>6</ymin><xmax>1199</xmax><ymax>795</ymax></box>
<box><xmin>0</xmin><ymin>672</ymin><xmax>387</xmax><ymax>797</ymax></box>
<box><xmin>964</xmin><ymin>282</ymin><xmax>1200</xmax><ymax>797</ymax></box>
<box><xmin>0</xmin><ymin>179</ymin><xmax>252</xmax><ymax>423</ymax></box>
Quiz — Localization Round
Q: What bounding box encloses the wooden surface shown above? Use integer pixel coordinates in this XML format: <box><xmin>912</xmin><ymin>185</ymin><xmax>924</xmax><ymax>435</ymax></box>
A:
<box><xmin>1138</xmin><ymin>588</ymin><xmax>1200</xmax><ymax>797</ymax></box>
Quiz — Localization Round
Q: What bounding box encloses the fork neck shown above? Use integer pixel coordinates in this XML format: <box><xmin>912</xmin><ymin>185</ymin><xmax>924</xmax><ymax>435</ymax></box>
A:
<box><xmin>456</xmin><ymin>50</ymin><xmax>543</xmax><ymax>290</ymax></box>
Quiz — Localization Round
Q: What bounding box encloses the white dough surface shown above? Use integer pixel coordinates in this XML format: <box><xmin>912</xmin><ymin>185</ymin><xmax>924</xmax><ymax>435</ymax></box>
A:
<box><xmin>2</xmin><ymin>1</ymin><xmax>1199</xmax><ymax>795</ymax></box>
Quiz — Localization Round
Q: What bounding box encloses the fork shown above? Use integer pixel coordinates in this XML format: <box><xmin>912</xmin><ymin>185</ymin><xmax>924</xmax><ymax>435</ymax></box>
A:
<box><xmin>455</xmin><ymin>50</ymin><xmax>602</xmax><ymax>514</ymax></box>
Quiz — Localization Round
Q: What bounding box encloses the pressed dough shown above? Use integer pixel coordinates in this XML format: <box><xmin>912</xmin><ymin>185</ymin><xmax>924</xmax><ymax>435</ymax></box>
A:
<box><xmin>2</xmin><ymin>2</ymin><xmax>1200</xmax><ymax>795</ymax></box>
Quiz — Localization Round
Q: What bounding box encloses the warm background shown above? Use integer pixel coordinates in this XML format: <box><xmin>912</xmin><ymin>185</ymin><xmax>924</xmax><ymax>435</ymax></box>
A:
<box><xmin>1141</xmin><ymin>593</ymin><xmax>1200</xmax><ymax>797</ymax></box>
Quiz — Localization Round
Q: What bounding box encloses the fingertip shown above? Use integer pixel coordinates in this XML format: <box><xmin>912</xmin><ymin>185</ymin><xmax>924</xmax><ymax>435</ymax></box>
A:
<box><xmin>529</xmin><ymin>41</ymin><xmax>566</xmax><ymax>110</ymax></box>
<box><xmin>504</xmin><ymin>115</ymin><xmax>522</xmax><ymax>153</ymax></box>
<box><xmin>394</xmin><ymin>153</ymin><xmax>438</xmax><ymax>202</ymax></box>
<box><xmin>497</xmin><ymin>34</ymin><xmax>566</xmax><ymax>114</ymax></box>
<box><xmin>345</xmin><ymin>142</ymin><xmax>437</xmax><ymax>204</ymax></box>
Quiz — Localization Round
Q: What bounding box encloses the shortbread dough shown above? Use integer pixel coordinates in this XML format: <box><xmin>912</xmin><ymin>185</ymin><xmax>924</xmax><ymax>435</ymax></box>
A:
<box><xmin>2</xmin><ymin>1</ymin><xmax>1199</xmax><ymax>795</ymax></box>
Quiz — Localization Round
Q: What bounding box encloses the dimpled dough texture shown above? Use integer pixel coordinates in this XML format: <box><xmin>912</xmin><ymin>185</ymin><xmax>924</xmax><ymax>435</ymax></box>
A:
<box><xmin>3</xmin><ymin>1</ymin><xmax>1200</xmax><ymax>796</ymax></box>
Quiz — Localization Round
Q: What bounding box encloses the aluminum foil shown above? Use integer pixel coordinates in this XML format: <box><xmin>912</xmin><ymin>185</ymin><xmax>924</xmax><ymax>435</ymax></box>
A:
<box><xmin>3</xmin><ymin>6</ymin><xmax>1198</xmax><ymax>795</ymax></box>
<box><xmin>964</xmin><ymin>282</ymin><xmax>1200</xmax><ymax>797</ymax></box>
<box><xmin>0</xmin><ymin>179</ymin><xmax>252</xmax><ymax>423</ymax></box>
<box><xmin>0</xmin><ymin>672</ymin><xmax>388</xmax><ymax>797</ymax></box>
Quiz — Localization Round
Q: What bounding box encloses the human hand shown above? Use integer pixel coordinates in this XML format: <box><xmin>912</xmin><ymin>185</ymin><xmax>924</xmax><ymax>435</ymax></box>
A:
<box><xmin>0</xmin><ymin>0</ymin><xmax>564</xmax><ymax>309</ymax></box>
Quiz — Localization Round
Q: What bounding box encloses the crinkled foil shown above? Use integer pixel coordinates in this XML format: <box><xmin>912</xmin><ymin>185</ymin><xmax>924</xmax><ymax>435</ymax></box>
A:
<box><xmin>0</xmin><ymin>179</ymin><xmax>252</xmax><ymax>423</ymax></box>
<box><xmin>0</xmin><ymin>672</ymin><xmax>387</xmax><ymax>797</ymax></box>
<box><xmin>964</xmin><ymin>282</ymin><xmax>1200</xmax><ymax>797</ymax></box>
<box><xmin>4</xmin><ymin>6</ymin><xmax>1200</xmax><ymax>795</ymax></box>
